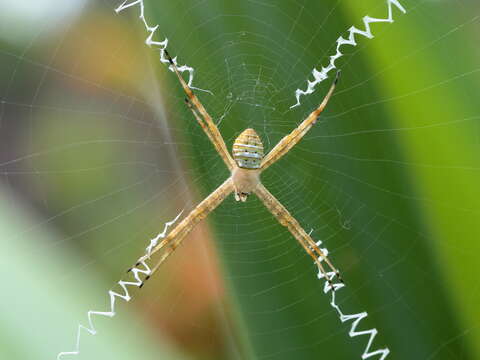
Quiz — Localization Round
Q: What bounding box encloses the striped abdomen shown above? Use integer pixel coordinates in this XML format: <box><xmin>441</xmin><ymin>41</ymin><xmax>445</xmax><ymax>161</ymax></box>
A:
<box><xmin>232</xmin><ymin>128</ymin><xmax>264</xmax><ymax>169</ymax></box>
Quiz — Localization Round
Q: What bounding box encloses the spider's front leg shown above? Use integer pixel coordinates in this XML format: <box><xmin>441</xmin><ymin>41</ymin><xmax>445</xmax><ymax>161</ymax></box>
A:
<box><xmin>164</xmin><ymin>51</ymin><xmax>236</xmax><ymax>171</ymax></box>
<box><xmin>261</xmin><ymin>71</ymin><xmax>340</xmax><ymax>171</ymax></box>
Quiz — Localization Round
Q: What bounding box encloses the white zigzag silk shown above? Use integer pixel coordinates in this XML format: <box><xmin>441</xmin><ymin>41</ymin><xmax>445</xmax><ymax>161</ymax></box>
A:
<box><xmin>115</xmin><ymin>0</ymin><xmax>210</xmax><ymax>93</ymax></box>
<box><xmin>57</xmin><ymin>213</ymin><xmax>390</xmax><ymax>360</ymax></box>
<box><xmin>291</xmin><ymin>0</ymin><xmax>407</xmax><ymax>108</ymax></box>
<box><xmin>56</xmin><ymin>211</ymin><xmax>183</xmax><ymax>359</ymax></box>
<box><xmin>316</xmin><ymin>239</ymin><xmax>390</xmax><ymax>360</ymax></box>
<box><xmin>58</xmin><ymin>1</ymin><xmax>395</xmax><ymax>358</ymax></box>
<box><xmin>57</xmin><ymin>1</ymin><xmax>207</xmax><ymax>358</ymax></box>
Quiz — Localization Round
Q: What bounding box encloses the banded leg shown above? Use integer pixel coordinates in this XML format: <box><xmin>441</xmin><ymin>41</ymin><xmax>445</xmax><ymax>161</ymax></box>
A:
<box><xmin>133</xmin><ymin>178</ymin><xmax>234</xmax><ymax>286</ymax></box>
<box><xmin>165</xmin><ymin>51</ymin><xmax>236</xmax><ymax>171</ymax></box>
<box><xmin>254</xmin><ymin>183</ymin><xmax>341</xmax><ymax>285</ymax></box>
<box><xmin>261</xmin><ymin>71</ymin><xmax>340</xmax><ymax>171</ymax></box>
<box><xmin>184</xmin><ymin>98</ymin><xmax>219</xmax><ymax>154</ymax></box>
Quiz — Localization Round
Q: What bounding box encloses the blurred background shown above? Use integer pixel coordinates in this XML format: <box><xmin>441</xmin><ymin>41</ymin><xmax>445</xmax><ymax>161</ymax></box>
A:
<box><xmin>1</xmin><ymin>0</ymin><xmax>479</xmax><ymax>359</ymax></box>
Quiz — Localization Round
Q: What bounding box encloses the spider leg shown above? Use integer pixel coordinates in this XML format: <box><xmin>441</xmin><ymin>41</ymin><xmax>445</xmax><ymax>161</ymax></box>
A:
<box><xmin>184</xmin><ymin>98</ymin><xmax>220</xmax><ymax>152</ymax></box>
<box><xmin>133</xmin><ymin>177</ymin><xmax>234</xmax><ymax>287</ymax></box>
<box><xmin>261</xmin><ymin>71</ymin><xmax>340</xmax><ymax>171</ymax></box>
<box><xmin>254</xmin><ymin>183</ymin><xmax>342</xmax><ymax>287</ymax></box>
<box><xmin>165</xmin><ymin>51</ymin><xmax>236</xmax><ymax>171</ymax></box>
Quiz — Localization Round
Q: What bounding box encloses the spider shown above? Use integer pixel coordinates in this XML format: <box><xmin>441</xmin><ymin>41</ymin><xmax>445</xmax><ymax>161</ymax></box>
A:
<box><xmin>132</xmin><ymin>51</ymin><xmax>342</xmax><ymax>288</ymax></box>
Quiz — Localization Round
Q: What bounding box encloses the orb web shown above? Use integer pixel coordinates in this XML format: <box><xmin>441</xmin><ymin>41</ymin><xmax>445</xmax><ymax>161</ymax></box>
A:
<box><xmin>1</xmin><ymin>0</ymin><xmax>479</xmax><ymax>360</ymax></box>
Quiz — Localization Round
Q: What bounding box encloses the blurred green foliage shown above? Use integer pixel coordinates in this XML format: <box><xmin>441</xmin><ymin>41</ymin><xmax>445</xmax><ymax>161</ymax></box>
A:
<box><xmin>0</xmin><ymin>186</ymin><xmax>189</xmax><ymax>360</ymax></box>
<box><xmin>148</xmin><ymin>0</ymin><xmax>480</xmax><ymax>359</ymax></box>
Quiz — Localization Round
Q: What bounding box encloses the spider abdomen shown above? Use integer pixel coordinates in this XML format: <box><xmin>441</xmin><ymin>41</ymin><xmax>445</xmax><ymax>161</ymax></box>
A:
<box><xmin>232</xmin><ymin>128</ymin><xmax>264</xmax><ymax>169</ymax></box>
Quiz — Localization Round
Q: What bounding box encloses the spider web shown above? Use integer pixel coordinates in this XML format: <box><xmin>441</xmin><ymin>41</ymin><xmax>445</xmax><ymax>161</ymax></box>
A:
<box><xmin>1</xmin><ymin>0</ymin><xmax>480</xmax><ymax>360</ymax></box>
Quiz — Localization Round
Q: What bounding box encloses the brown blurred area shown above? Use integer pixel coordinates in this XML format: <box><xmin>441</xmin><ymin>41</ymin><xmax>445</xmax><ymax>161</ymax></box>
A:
<box><xmin>0</xmin><ymin>2</ymin><xmax>230</xmax><ymax>359</ymax></box>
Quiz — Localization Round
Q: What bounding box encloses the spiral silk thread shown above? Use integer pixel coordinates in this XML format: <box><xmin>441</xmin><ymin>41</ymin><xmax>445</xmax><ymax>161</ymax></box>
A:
<box><xmin>57</xmin><ymin>1</ymin><xmax>393</xmax><ymax>357</ymax></box>
<box><xmin>291</xmin><ymin>0</ymin><xmax>406</xmax><ymax>108</ymax></box>
<box><xmin>56</xmin><ymin>212</ymin><xmax>183</xmax><ymax>359</ymax></box>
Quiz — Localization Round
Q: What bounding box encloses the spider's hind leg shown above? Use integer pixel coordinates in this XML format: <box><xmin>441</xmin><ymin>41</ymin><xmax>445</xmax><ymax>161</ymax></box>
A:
<box><xmin>254</xmin><ymin>183</ymin><xmax>344</xmax><ymax>290</ymax></box>
<box><xmin>163</xmin><ymin>50</ymin><xmax>236</xmax><ymax>171</ymax></box>
<box><xmin>309</xmin><ymin>242</ymin><xmax>343</xmax><ymax>284</ymax></box>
